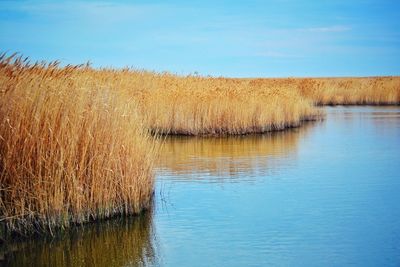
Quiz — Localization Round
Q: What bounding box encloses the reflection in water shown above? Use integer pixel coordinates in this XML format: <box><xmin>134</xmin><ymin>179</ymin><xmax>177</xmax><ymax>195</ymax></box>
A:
<box><xmin>3</xmin><ymin>107</ymin><xmax>399</xmax><ymax>267</ymax></box>
<box><xmin>0</xmin><ymin>211</ymin><xmax>157</xmax><ymax>267</ymax></box>
<box><xmin>325</xmin><ymin>106</ymin><xmax>400</xmax><ymax>137</ymax></box>
<box><xmin>152</xmin><ymin>107</ymin><xmax>400</xmax><ymax>267</ymax></box>
<box><xmin>327</xmin><ymin>106</ymin><xmax>400</xmax><ymax>122</ymax></box>
<box><xmin>157</xmin><ymin>122</ymin><xmax>317</xmax><ymax>182</ymax></box>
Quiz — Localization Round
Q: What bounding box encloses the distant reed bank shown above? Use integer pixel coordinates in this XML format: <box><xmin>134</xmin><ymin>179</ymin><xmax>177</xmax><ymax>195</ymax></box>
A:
<box><xmin>249</xmin><ymin>77</ymin><xmax>400</xmax><ymax>105</ymax></box>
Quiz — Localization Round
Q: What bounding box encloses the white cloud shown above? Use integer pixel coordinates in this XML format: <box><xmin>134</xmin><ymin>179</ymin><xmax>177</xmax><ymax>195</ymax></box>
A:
<box><xmin>300</xmin><ymin>25</ymin><xmax>352</xmax><ymax>33</ymax></box>
<box><xmin>255</xmin><ymin>51</ymin><xmax>304</xmax><ymax>58</ymax></box>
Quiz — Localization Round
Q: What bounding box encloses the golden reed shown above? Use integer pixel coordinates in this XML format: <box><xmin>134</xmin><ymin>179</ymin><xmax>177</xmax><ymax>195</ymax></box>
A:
<box><xmin>53</xmin><ymin>68</ymin><xmax>321</xmax><ymax>135</ymax></box>
<box><xmin>0</xmin><ymin>54</ymin><xmax>157</xmax><ymax>235</ymax></box>
<box><xmin>299</xmin><ymin>77</ymin><xmax>400</xmax><ymax>105</ymax></box>
<box><xmin>1</xmin><ymin>53</ymin><xmax>398</xmax><ymax>236</ymax></box>
<box><xmin>133</xmin><ymin>75</ymin><xmax>320</xmax><ymax>135</ymax></box>
<box><xmin>245</xmin><ymin>77</ymin><xmax>400</xmax><ymax>105</ymax></box>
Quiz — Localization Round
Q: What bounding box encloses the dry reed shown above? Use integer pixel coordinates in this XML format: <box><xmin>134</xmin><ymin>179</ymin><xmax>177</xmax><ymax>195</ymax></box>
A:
<box><xmin>1</xmin><ymin>53</ymin><xmax>398</xmax><ymax>236</ymax></box>
<box><xmin>296</xmin><ymin>77</ymin><xmax>400</xmax><ymax>105</ymax></box>
<box><xmin>0</xmin><ymin>54</ymin><xmax>157</xmax><ymax>235</ymax></box>
<box><xmin>54</xmin><ymin>70</ymin><xmax>321</xmax><ymax>135</ymax></box>
<box><xmin>133</xmin><ymin>76</ymin><xmax>320</xmax><ymax>135</ymax></box>
<box><xmin>243</xmin><ymin>77</ymin><xmax>400</xmax><ymax>105</ymax></box>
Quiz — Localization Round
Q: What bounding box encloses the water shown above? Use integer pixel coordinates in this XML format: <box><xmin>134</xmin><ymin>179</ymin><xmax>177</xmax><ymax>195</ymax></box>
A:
<box><xmin>1</xmin><ymin>106</ymin><xmax>400</xmax><ymax>266</ymax></box>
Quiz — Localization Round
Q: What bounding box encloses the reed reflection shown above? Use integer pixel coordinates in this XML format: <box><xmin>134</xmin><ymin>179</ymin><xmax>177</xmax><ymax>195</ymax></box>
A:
<box><xmin>157</xmin><ymin>123</ymin><xmax>316</xmax><ymax>182</ymax></box>
<box><xmin>325</xmin><ymin>107</ymin><xmax>400</xmax><ymax>132</ymax></box>
<box><xmin>0</xmin><ymin>211</ymin><xmax>157</xmax><ymax>267</ymax></box>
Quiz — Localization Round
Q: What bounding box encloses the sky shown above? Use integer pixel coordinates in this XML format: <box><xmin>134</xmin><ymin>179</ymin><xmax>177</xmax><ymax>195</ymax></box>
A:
<box><xmin>0</xmin><ymin>0</ymin><xmax>399</xmax><ymax>77</ymax></box>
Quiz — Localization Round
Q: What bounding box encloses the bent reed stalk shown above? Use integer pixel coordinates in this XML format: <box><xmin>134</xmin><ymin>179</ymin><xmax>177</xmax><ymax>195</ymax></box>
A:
<box><xmin>0</xmin><ymin>54</ymin><xmax>157</xmax><ymax>236</ymax></box>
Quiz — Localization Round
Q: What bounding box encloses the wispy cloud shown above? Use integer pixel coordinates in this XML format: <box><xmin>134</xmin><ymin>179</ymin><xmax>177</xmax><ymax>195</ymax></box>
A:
<box><xmin>300</xmin><ymin>25</ymin><xmax>352</xmax><ymax>33</ymax></box>
<box><xmin>255</xmin><ymin>51</ymin><xmax>304</xmax><ymax>59</ymax></box>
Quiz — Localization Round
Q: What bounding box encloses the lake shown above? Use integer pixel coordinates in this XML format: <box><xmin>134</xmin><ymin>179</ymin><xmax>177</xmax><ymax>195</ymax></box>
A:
<box><xmin>2</xmin><ymin>106</ymin><xmax>400</xmax><ymax>267</ymax></box>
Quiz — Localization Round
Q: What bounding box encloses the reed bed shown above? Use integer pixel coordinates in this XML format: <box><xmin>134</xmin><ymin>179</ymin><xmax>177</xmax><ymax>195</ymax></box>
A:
<box><xmin>1</xmin><ymin>53</ymin><xmax>398</xmax><ymax>236</ymax></box>
<box><xmin>0</xmin><ymin>55</ymin><xmax>157</xmax><ymax>235</ymax></box>
<box><xmin>134</xmin><ymin>76</ymin><xmax>320</xmax><ymax>135</ymax></box>
<box><xmin>62</xmin><ymin>70</ymin><xmax>320</xmax><ymax>135</ymax></box>
<box><xmin>124</xmin><ymin>75</ymin><xmax>399</xmax><ymax>134</ymax></box>
<box><xmin>245</xmin><ymin>77</ymin><xmax>400</xmax><ymax>105</ymax></box>
<box><xmin>297</xmin><ymin>77</ymin><xmax>400</xmax><ymax>105</ymax></box>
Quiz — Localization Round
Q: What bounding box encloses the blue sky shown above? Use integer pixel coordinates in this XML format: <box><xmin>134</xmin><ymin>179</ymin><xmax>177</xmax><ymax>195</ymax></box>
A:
<box><xmin>0</xmin><ymin>0</ymin><xmax>399</xmax><ymax>77</ymax></box>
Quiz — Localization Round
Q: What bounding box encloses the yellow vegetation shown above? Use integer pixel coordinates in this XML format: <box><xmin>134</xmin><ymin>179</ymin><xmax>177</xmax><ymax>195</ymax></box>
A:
<box><xmin>0</xmin><ymin>55</ymin><xmax>157</xmax><ymax>235</ymax></box>
<box><xmin>65</xmin><ymin>70</ymin><xmax>321</xmax><ymax>135</ymax></box>
<box><xmin>1</xmin><ymin>53</ymin><xmax>398</xmax><ymax>236</ymax></box>
<box><xmin>297</xmin><ymin>77</ymin><xmax>400</xmax><ymax>105</ymax></box>
<box><xmin>133</xmin><ymin>75</ymin><xmax>320</xmax><ymax>135</ymax></box>
<box><xmin>245</xmin><ymin>77</ymin><xmax>400</xmax><ymax>105</ymax></box>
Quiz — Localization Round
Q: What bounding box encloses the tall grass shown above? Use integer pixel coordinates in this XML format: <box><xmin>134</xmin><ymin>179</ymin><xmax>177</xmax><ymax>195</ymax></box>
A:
<box><xmin>89</xmin><ymin>73</ymin><xmax>400</xmax><ymax>135</ymax></box>
<box><xmin>296</xmin><ymin>77</ymin><xmax>400</xmax><ymax>105</ymax></box>
<box><xmin>58</xmin><ymin>70</ymin><xmax>320</xmax><ymax>135</ymax></box>
<box><xmin>0</xmin><ymin>55</ymin><xmax>157</xmax><ymax>235</ymax></box>
<box><xmin>1</xmin><ymin>53</ymin><xmax>398</xmax><ymax>236</ymax></box>
<box><xmin>245</xmin><ymin>77</ymin><xmax>400</xmax><ymax>105</ymax></box>
<box><xmin>131</xmin><ymin>75</ymin><xmax>320</xmax><ymax>135</ymax></box>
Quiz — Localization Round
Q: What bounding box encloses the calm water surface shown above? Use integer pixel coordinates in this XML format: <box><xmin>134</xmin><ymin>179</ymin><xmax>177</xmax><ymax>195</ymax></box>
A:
<box><xmin>2</xmin><ymin>106</ymin><xmax>400</xmax><ymax>266</ymax></box>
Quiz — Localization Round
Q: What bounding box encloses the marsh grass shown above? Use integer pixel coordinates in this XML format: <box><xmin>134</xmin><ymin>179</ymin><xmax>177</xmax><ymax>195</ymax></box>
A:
<box><xmin>0</xmin><ymin>54</ymin><xmax>157</xmax><ymax>235</ymax></box>
<box><xmin>248</xmin><ymin>77</ymin><xmax>400</xmax><ymax>105</ymax></box>
<box><xmin>136</xmin><ymin>76</ymin><xmax>320</xmax><ymax>135</ymax></box>
<box><xmin>299</xmin><ymin>77</ymin><xmax>400</xmax><ymax>105</ymax></box>
<box><xmin>1</xmin><ymin>53</ymin><xmax>398</xmax><ymax>237</ymax></box>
